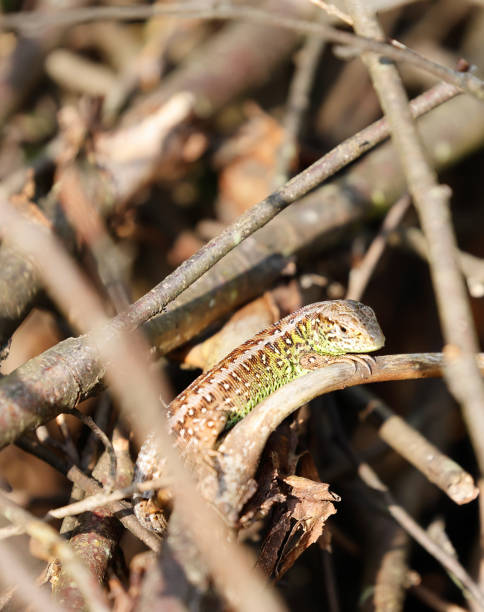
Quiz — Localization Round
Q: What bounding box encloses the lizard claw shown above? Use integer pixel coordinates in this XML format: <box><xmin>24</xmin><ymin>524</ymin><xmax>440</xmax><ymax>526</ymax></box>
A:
<box><xmin>133</xmin><ymin>498</ymin><xmax>168</xmax><ymax>536</ymax></box>
<box><xmin>318</xmin><ymin>353</ymin><xmax>375</xmax><ymax>375</ymax></box>
<box><xmin>346</xmin><ymin>353</ymin><xmax>376</xmax><ymax>375</ymax></box>
<box><xmin>299</xmin><ymin>352</ymin><xmax>376</xmax><ymax>375</ymax></box>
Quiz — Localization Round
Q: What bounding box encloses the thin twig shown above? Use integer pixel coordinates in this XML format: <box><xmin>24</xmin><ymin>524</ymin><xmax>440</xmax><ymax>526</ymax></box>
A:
<box><xmin>0</xmin><ymin>525</ymin><xmax>24</xmax><ymax>540</ymax></box>
<box><xmin>273</xmin><ymin>32</ymin><xmax>325</xmax><ymax>188</ymax></box>
<box><xmin>66</xmin><ymin>408</ymin><xmax>117</xmax><ymax>490</ymax></box>
<box><xmin>51</xmin><ymin>428</ymin><xmax>133</xmax><ymax>610</ymax></box>
<box><xmin>311</xmin><ymin>0</ymin><xmax>353</xmax><ymax>26</ymax></box>
<box><xmin>344</xmin><ymin>1</ymin><xmax>484</xmax><ymax>596</ymax></box>
<box><xmin>57</xmin><ymin>164</ymin><xmax>132</xmax><ymax>312</ymax></box>
<box><xmin>0</xmin><ymin>541</ymin><xmax>64</xmax><ymax>612</ymax></box>
<box><xmin>0</xmin><ymin>492</ymin><xmax>109</xmax><ymax>612</ymax></box>
<box><xmin>348</xmin><ymin>386</ymin><xmax>478</xmax><ymax>505</ymax></box>
<box><xmin>409</xmin><ymin>576</ymin><xmax>468</xmax><ymax>612</ymax></box>
<box><xmin>16</xmin><ymin>435</ymin><xmax>162</xmax><ymax>552</ymax></box>
<box><xmin>48</xmin><ymin>477</ymin><xmax>170</xmax><ymax>519</ymax></box>
<box><xmin>0</xmin><ymin>181</ymin><xmax>286</xmax><ymax>612</ymax></box>
<box><xmin>1</xmin><ymin>4</ymin><xmax>483</xmax><ymax>103</ymax></box>
<box><xmin>389</xmin><ymin>226</ymin><xmax>484</xmax><ymax>298</ymax></box>
<box><xmin>346</xmin><ymin>194</ymin><xmax>412</xmax><ymax>301</ymax></box>
<box><xmin>345</xmin><ymin>0</ymin><xmax>484</xmax><ymax>481</ymax></box>
<box><xmin>54</xmin><ymin>414</ymin><xmax>80</xmax><ymax>465</ymax></box>
<box><xmin>330</xmin><ymin>408</ymin><xmax>483</xmax><ymax>610</ymax></box>
<box><xmin>356</xmin><ymin>461</ymin><xmax>484</xmax><ymax>609</ymax></box>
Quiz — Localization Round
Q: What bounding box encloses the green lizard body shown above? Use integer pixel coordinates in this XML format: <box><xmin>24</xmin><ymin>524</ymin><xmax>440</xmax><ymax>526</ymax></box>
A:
<box><xmin>134</xmin><ymin>299</ymin><xmax>384</xmax><ymax>533</ymax></box>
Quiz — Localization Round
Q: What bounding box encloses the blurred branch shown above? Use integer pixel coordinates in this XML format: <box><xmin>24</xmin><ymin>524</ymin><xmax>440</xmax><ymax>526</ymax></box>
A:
<box><xmin>16</xmin><ymin>435</ymin><xmax>162</xmax><ymax>552</ymax></box>
<box><xmin>0</xmin><ymin>492</ymin><xmax>110</xmax><ymax>612</ymax></box>
<box><xmin>0</xmin><ymin>175</ymin><xmax>286</xmax><ymax>612</ymax></box>
<box><xmin>2</xmin><ymin>4</ymin><xmax>484</xmax><ymax>102</ymax></box>
<box><xmin>0</xmin><ymin>541</ymin><xmax>65</xmax><ymax>612</ymax></box>
<box><xmin>355</xmin><ymin>460</ymin><xmax>484</xmax><ymax>609</ymax></box>
<box><xmin>346</xmin><ymin>194</ymin><xmax>412</xmax><ymax>301</ymax></box>
<box><xmin>348</xmin><ymin>386</ymin><xmax>478</xmax><ymax>505</ymax></box>
<box><xmin>408</xmin><ymin>574</ymin><xmax>468</xmax><ymax>612</ymax></box>
<box><xmin>389</xmin><ymin>226</ymin><xmax>484</xmax><ymax>298</ymax></box>
<box><xmin>48</xmin><ymin>476</ymin><xmax>169</xmax><ymax>520</ymax></box>
<box><xmin>0</xmin><ymin>0</ymin><xmax>91</xmax><ymax>125</ymax></box>
<box><xmin>273</xmin><ymin>32</ymin><xmax>325</xmax><ymax>188</ymax></box>
<box><xmin>345</xmin><ymin>0</ymin><xmax>484</xmax><ymax>473</ymax></box>
<box><xmin>51</xmin><ymin>430</ymin><xmax>133</xmax><ymax>610</ymax></box>
<box><xmin>344</xmin><ymin>6</ymin><xmax>484</xmax><ymax>597</ymax></box>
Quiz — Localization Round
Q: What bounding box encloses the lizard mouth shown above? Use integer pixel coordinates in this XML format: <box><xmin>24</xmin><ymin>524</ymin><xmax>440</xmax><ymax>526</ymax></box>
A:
<box><xmin>358</xmin><ymin>331</ymin><xmax>385</xmax><ymax>353</ymax></box>
<box><xmin>324</xmin><ymin>327</ymin><xmax>385</xmax><ymax>355</ymax></box>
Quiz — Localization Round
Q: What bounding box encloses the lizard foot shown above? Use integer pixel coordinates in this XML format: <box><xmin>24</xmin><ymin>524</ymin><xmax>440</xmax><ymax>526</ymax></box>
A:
<box><xmin>299</xmin><ymin>352</ymin><xmax>376</xmax><ymax>375</ymax></box>
<box><xmin>133</xmin><ymin>497</ymin><xmax>169</xmax><ymax>536</ymax></box>
<box><xmin>344</xmin><ymin>353</ymin><xmax>376</xmax><ymax>375</ymax></box>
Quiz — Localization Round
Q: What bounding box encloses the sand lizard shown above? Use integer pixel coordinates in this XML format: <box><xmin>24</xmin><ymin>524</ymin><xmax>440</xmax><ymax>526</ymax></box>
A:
<box><xmin>133</xmin><ymin>299</ymin><xmax>385</xmax><ymax>534</ymax></box>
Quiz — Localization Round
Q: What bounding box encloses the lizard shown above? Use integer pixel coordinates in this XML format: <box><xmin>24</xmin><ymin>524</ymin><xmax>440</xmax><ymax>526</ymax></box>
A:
<box><xmin>133</xmin><ymin>299</ymin><xmax>385</xmax><ymax>534</ymax></box>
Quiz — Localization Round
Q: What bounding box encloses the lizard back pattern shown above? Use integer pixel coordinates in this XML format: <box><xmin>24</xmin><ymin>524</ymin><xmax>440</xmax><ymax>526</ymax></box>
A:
<box><xmin>133</xmin><ymin>299</ymin><xmax>384</xmax><ymax>532</ymax></box>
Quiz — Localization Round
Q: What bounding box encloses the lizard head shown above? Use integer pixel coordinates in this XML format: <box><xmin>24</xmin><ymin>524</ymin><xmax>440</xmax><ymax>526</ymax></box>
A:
<box><xmin>311</xmin><ymin>299</ymin><xmax>385</xmax><ymax>355</ymax></box>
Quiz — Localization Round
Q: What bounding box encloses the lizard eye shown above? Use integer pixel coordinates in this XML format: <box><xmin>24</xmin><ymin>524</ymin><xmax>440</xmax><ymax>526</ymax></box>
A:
<box><xmin>339</xmin><ymin>325</ymin><xmax>347</xmax><ymax>333</ymax></box>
